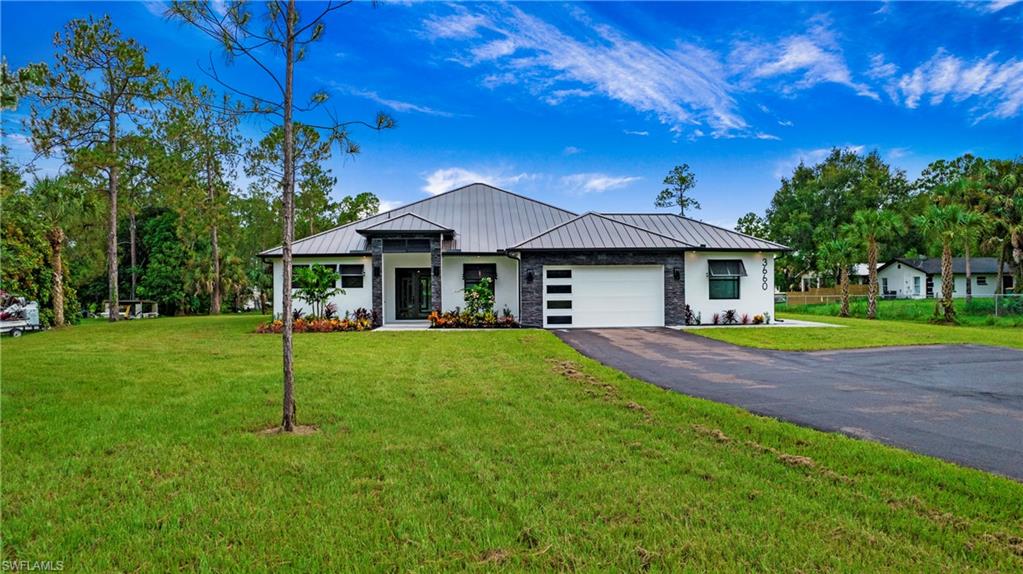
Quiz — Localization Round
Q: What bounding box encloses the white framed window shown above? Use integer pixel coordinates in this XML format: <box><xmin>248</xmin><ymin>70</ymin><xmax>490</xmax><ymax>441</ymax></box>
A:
<box><xmin>976</xmin><ymin>276</ymin><xmax>988</xmax><ymax>286</ymax></box>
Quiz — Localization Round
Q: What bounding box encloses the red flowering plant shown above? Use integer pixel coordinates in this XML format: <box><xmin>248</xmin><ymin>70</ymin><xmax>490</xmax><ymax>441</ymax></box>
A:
<box><xmin>256</xmin><ymin>307</ymin><xmax>377</xmax><ymax>333</ymax></box>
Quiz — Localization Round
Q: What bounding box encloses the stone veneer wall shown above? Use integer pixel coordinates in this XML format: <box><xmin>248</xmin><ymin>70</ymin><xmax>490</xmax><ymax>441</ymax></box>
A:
<box><xmin>430</xmin><ymin>237</ymin><xmax>443</xmax><ymax>312</ymax></box>
<box><xmin>517</xmin><ymin>252</ymin><xmax>685</xmax><ymax>328</ymax></box>
<box><xmin>371</xmin><ymin>238</ymin><xmax>383</xmax><ymax>327</ymax></box>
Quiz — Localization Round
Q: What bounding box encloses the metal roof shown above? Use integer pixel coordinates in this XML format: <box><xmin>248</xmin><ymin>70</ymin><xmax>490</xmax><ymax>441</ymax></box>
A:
<box><xmin>260</xmin><ymin>183</ymin><xmax>577</xmax><ymax>256</ymax></box>
<box><xmin>511</xmin><ymin>212</ymin><xmax>693</xmax><ymax>250</ymax></box>
<box><xmin>357</xmin><ymin>213</ymin><xmax>452</xmax><ymax>235</ymax></box>
<box><xmin>259</xmin><ymin>183</ymin><xmax>788</xmax><ymax>257</ymax></box>
<box><xmin>883</xmin><ymin>257</ymin><xmax>1014</xmax><ymax>275</ymax></box>
<box><xmin>602</xmin><ymin>213</ymin><xmax>789</xmax><ymax>251</ymax></box>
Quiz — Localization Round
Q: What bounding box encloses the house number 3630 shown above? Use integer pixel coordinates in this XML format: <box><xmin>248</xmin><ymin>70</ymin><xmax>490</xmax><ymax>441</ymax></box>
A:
<box><xmin>761</xmin><ymin>258</ymin><xmax>769</xmax><ymax>291</ymax></box>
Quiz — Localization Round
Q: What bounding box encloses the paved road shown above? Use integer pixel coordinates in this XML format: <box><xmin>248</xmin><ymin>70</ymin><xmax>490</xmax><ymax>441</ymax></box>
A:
<box><xmin>555</xmin><ymin>328</ymin><xmax>1023</xmax><ymax>480</ymax></box>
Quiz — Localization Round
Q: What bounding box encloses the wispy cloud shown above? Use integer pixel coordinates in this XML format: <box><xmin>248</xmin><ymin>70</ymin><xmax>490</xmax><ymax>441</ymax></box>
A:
<box><xmin>623</xmin><ymin>129</ymin><xmax>650</xmax><ymax>136</ymax></box>
<box><xmin>329</xmin><ymin>82</ymin><xmax>455</xmax><ymax>117</ymax></box>
<box><xmin>560</xmin><ymin>173</ymin><xmax>641</xmax><ymax>195</ymax></box>
<box><xmin>423</xmin><ymin>4</ymin><xmax>746</xmax><ymax>137</ymax></box>
<box><xmin>562</xmin><ymin>146</ymin><xmax>582</xmax><ymax>155</ymax></box>
<box><xmin>421</xmin><ymin>167</ymin><xmax>534</xmax><ymax>195</ymax></box>
<box><xmin>886</xmin><ymin>49</ymin><xmax>1023</xmax><ymax>120</ymax></box>
<box><xmin>731</xmin><ymin>15</ymin><xmax>878</xmax><ymax>100</ymax></box>
<box><xmin>977</xmin><ymin>0</ymin><xmax>1020</xmax><ymax>13</ymax></box>
<box><xmin>377</xmin><ymin>199</ymin><xmax>404</xmax><ymax>213</ymax></box>
<box><xmin>772</xmin><ymin>145</ymin><xmax>865</xmax><ymax>179</ymax></box>
<box><xmin>777</xmin><ymin>120</ymin><xmax>794</xmax><ymax>127</ymax></box>
<box><xmin>142</xmin><ymin>1</ymin><xmax>168</xmax><ymax>18</ymax></box>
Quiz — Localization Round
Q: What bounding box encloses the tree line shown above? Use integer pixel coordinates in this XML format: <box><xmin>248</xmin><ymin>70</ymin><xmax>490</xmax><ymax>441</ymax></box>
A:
<box><xmin>1</xmin><ymin>13</ymin><xmax>382</xmax><ymax>327</ymax></box>
<box><xmin>734</xmin><ymin>149</ymin><xmax>1022</xmax><ymax>321</ymax></box>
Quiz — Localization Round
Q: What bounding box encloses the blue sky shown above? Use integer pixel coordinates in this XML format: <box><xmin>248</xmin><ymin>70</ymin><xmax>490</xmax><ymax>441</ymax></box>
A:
<box><xmin>2</xmin><ymin>1</ymin><xmax>1022</xmax><ymax>228</ymax></box>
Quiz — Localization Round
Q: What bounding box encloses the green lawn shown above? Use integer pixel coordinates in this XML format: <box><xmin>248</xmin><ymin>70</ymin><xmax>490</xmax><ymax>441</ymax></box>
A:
<box><xmin>692</xmin><ymin>312</ymin><xmax>1023</xmax><ymax>351</ymax></box>
<box><xmin>2</xmin><ymin>316</ymin><xmax>1022</xmax><ymax>571</ymax></box>
<box><xmin>778</xmin><ymin>297</ymin><xmax>1023</xmax><ymax>327</ymax></box>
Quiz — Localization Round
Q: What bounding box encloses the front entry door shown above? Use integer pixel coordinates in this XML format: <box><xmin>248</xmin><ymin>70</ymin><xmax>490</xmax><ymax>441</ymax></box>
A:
<box><xmin>395</xmin><ymin>268</ymin><xmax>432</xmax><ymax>320</ymax></box>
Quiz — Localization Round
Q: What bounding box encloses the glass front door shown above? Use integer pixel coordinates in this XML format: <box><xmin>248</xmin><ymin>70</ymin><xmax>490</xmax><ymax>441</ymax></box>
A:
<box><xmin>395</xmin><ymin>268</ymin><xmax>432</xmax><ymax>320</ymax></box>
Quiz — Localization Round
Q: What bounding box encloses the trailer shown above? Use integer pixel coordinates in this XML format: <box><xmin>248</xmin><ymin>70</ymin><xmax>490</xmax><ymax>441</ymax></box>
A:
<box><xmin>1</xmin><ymin>299</ymin><xmax>41</xmax><ymax>337</ymax></box>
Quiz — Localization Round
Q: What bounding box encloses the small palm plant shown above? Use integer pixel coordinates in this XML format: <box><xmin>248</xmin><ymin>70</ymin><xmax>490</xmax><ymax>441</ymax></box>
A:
<box><xmin>293</xmin><ymin>264</ymin><xmax>342</xmax><ymax>319</ymax></box>
<box><xmin>819</xmin><ymin>235</ymin><xmax>859</xmax><ymax>317</ymax></box>
<box><xmin>847</xmin><ymin>208</ymin><xmax>902</xmax><ymax>319</ymax></box>
<box><xmin>914</xmin><ymin>204</ymin><xmax>967</xmax><ymax>322</ymax></box>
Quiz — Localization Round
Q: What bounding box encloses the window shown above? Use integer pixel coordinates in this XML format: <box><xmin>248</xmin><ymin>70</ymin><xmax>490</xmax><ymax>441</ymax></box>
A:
<box><xmin>546</xmin><ymin>269</ymin><xmax>572</xmax><ymax>279</ymax></box>
<box><xmin>547</xmin><ymin>284</ymin><xmax>572</xmax><ymax>294</ymax></box>
<box><xmin>913</xmin><ymin>276</ymin><xmax>921</xmax><ymax>295</ymax></box>
<box><xmin>882</xmin><ymin>277</ymin><xmax>889</xmax><ymax>294</ymax></box>
<box><xmin>382</xmin><ymin>238</ymin><xmax>431</xmax><ymax>253</ymax></box>
<box><xmin>547</xmin><ymin>315</ymin><xmax>572</xmax><ymax>325</ymax></box>
<box><xmin>707</xmin><ymin>260</ymin><xmax>745</xmax><ymax>300</ymax></box>
<box><xmin>340</xmin><ymin>264</ymin><xmax>365</xmax><ymax>288</ymax></box>
<box><xmin>547</xmin><ymin>300</ymin><xmax>572</xmax><ymax>309</ymax></box>
<box><xmin>463</xmin><ymin>263</ymin><xmax>497</xmax><ymax>289</ymax></box>
<box><xmin>977</xmin><ymin>276</ymin><xmax>988</xmax><ymax>286</ymax></box>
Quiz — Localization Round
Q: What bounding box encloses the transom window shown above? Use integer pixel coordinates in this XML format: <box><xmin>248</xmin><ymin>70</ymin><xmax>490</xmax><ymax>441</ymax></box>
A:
<box><xmin>463</xmin><ymin>263</ymin><xmax>497</xmax><ymax>289</ymax></box>
<box><xmin>340</xmin><ymin>264</ymin><xmax>365</xmax><ymax>288</ymax></box>
<box><xmin>708</xmin><ymin>260</ymin><xmax>745</xmax><ymax>300</ymax></box>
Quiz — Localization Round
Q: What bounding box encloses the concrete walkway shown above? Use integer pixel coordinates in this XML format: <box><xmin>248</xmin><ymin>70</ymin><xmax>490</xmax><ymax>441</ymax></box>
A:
<box><xmin>555</xmin><ymin>328</ymin><xmax>1023</xmax><ymax>480</ymax></box>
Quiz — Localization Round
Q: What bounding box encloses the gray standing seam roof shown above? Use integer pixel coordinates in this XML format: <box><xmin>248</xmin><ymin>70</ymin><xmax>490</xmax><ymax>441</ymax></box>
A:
<box><xmin>885</xmin><ymin>257</ymin><xmax>1014</xmax><ymax>275</ymax></box>
<box><xmin>511</xmin><ymin>212</ymin><xmax>693</xmax><ymax>250</ymax></box>
<box><xmin>259</xmin><ymin>183</ymin><xmax>789</xmax><ymax>256</ymax></box>
<box><xmin>357</xmin><ymin>213</ymin><xmax>452</xmax><ymax>234</ymax></box>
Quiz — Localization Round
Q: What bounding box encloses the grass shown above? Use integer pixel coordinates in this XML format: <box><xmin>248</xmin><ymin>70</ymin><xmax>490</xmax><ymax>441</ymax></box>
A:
<box><xmin>691</xmin><ymin>312</ymin><xmax>1023</xmax><ymax>351</ymax></box>
<box><xmin>2</xmin><ymin>315</ymin><xmax>1022</xmax><ymax>571</ymax></box>
<box><xmin>778</xmin><ymin>296</ymin><xmax>1023</xmax><ymax>328</ymax></box>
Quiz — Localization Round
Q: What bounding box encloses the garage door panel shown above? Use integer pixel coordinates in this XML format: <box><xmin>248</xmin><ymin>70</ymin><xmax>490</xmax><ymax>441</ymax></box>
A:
<box><xmin>543</xmin><ymin>265</ymin><xmax>663</xmax><ymax>328</ymax></box>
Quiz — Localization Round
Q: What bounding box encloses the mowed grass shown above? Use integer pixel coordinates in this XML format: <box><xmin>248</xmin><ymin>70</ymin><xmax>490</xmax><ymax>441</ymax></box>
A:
<box><xmin>778</xmin><ymin>297</ymin><xmax>1023</xmax><ymax>328</ymax></box>
<box><xmin>692</xmin><ymin>313</ymin><xmax>1023</xmax><ymax>351</ymax></box>
<box><xmin>2</xmin><ymin>316</ymin><xmax>1022</xmax><ymax>571</ymax></box>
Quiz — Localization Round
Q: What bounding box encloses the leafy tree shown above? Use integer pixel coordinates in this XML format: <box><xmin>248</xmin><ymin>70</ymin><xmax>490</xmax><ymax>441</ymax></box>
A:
<box><xmin>817</xmin><ymin>237</ymin><xmax>858</xmax><ymax>317</ymax></box>
<box><xmin>170</xmin><ymin>0</ymin><xmax>395</xmax><ymax>432</ymax></box>
<box><xmin>846</xmin><ymin>209</ymin><xmax>902</xmax><ymax>320</ymax></box>
<box><xmin>294</xmin><ymin>264</ymin><xmax>341</xmax><ymax>318</ymax></box>
<box><xmin>978</xmin><ymin>159</ymin><xmax>1023</xmax><ymax>294</ymax></box>
<box><xmin>21</xmin><ymin>16</ymin><xmax>167</xmax><ymax>321</ymax></box>
<box><xmin>914</xmin><ymin>204</ymin><xmax>967</xmax><ymax>322</ymax></box>
<box><xmin>337</xmin><ymin>192</ymin><xmax>380</xmax><ymax>224</ymax></box>
<box><xmin>654</xmin><ymin>164</ymin><xmax>699</xmax><ymax>216</ymax></box>
<box><xmin>958</xmin><ymin>210</ymin><xmax>990</xmax><ymax>304</ymax></box>
<box><xmin>30</xmin><ymin>176</ymin><xmax>87</xmax><ymax>326</ymax></box>
<box><xmin>136</xmin><ymin>209</ymin><xmax>188</xmax><ymax>314</ymax></box>
<box><xmin>735</xmin><ymin>212</ymin><xmax>768</xmax><ymax>238</ymax></box>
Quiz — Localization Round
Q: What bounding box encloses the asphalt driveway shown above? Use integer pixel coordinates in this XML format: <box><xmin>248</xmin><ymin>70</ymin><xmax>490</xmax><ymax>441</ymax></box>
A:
<box><xmin>555</xmin><ymin>328</ymin><xmax>1023</xmax><ymax>480</ymax></box>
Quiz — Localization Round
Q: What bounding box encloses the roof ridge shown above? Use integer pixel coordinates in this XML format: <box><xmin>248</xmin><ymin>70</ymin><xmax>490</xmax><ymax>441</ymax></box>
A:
<box><xmin>509</xmin><ymin>211</ymin><xmax>693</xmax><ymax>249</ymax></box>
<box><xmin>357</xmin><ymin>211</ymin><xmax>451</xmax><ymax>231</ymax></box>
<box><xmin>669</xmin><ymin>213</ymin><xmax>790</xmax><ymax>250</ymax></box>
<box><xmin>587</xmin><ymin>212</ymin><xmax>694</xmax><ymax>247</ymax></box>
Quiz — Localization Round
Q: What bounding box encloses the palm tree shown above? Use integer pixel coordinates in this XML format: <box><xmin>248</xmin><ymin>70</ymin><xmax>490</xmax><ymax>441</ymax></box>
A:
<box><xmin>958</xmin><ymin>210</ymin><xmax>990</xmax><ymax>304</ymax></box>
<box><xmin>30</xmin><ymin>176</ymin><xmax>86</xmax><ymax>327</ymax></box>
<box><xmin>847</xmin><ymin>209</ymin><xmax>903</xmax><ymax>319</ymax></box>
<box><xmin>914</xmin><ymin>204</ymin><xmax>966</xmax><ymax>322</ymax></box>
<box><xmin>819</xmin><ymin>236</ymin><xmax>858</xmax><ymax>317</ymax></box>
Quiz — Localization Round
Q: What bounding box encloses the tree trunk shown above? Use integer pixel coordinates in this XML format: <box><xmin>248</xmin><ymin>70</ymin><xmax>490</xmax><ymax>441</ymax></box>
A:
<box><xmin>208</xmin><ymin>163</ymin><xmax>221</xmax><ymax>314</ymax></box>
<box><xmin>867</xmin><ymin>238</ymin><xmax>878</xmax><ymax>320</ymax></box>
<box><xmin>281</xmin><ymin>0</ymin><xmax>297</xmax><ymax>432</ymax></box>
<box><xmin>1012</xmin><ymin>229</ymin><xmax>1022</xmax><ymax>294</ymax></box>
<box><xmin>964</xmin><ymin>242</ymin><xmax>972</xmax><ymax>305</ymax></box>
<box><xmin>941</xmin><ymin>239</ymin><xmax>955</xmax><ymax>322</ymax></box>
<box><xmin>129</xmin><ymin>210</ymin><xmax>137</xmax><ymax>300</ymax></box>
<box><xmin>839</xmin><ymin>264</ymin><xmax>850</xmax><ymax>317</ymax></box>
<box><xmin>996</xmin><ymin>239</ymin><xmax>1006</xmax><ymax>296</ymax></box>
<box><xmin>49</xmin><ymin>227</ymin><xmax>66</xmax><ymax>327</ymax></box>
<box><xmin>107</xmin><ymin>112</ymin><xmax>119</xmax><ymax>322</ymax></box>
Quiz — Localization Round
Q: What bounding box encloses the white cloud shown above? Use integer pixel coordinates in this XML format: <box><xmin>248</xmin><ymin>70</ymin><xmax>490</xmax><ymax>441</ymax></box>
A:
<box><xmin>377</xmin><ymin>199</ymin><xmax>404</xmax><ymax>213</ymax></box>
<box><xmin>142</xmin><ymin>1</ymin><xmax>168</xmax><ymax>18</ymax></box>
<box><xmin>560</xmin><ymin>173</ymin><xmax>641</xmax><ymax>195</ymax></box>
<box><xmin>978</xmin><ymin>0</ymin><xmax>1020</xmax><ymax>12</ymax></box>
<box><xmin>329</xmin><ymin>82</ymin><xmax>454</xmax><ymax>117</ymax></box>
<box><xmin>777</xmin><ymin>120</ymin><xmax>794</xmax><ymax>127</ymax></box>
<box><xmin>755</xmin><ymin>132</ymin><xmax>781</xmax><ymax>141</ymax></box>
<box><xmin>563</xmin><ymin>146</ymin><xmax>582</xmax><ymax>155</ymax></box>
<box><xmin>623</xmin><ymin>129</ymin><xmax>650</xmax><ymax>136</ymax></box>
<box><xmin>889</xmin><ymin>49</ymin><xmax>1023</xmax><ymax>120</ymax></box>
<box><xmin>866</xmin><ymin>53</ymin><xmax>898</xmax><ymax>80</ymax></box>
<box><xmin>421</xmin><ymin>167</ymin><xmax>534</xmax><ymax>195</ymax></box>
<box><xmin>772</xmin><ymin>145</ymin><xmax>866</xmax><ymax>179</ymax></box>
<box><xmin>2</xmin><ymin>132</ymin><xmax>32</xmax><ymax>149</ymax></box>
<box><xmin>544</xmin><ymin>88</ymin><xmax>593</xmax><ymax>106</ymax></box>
<box><xmin>424</xmin><ymin>4</ymin><xmax>746</xmax><ymax>137</ymax></box>
<box><xmin>731</xmin><ymin>16</ymin><xmax>878</xmax><ymax>100</ymax></box>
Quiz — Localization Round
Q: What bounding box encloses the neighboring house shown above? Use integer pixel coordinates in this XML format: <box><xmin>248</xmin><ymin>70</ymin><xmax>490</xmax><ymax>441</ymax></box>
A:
<box><xmin>260</xmin><ymin>183</ymin><xmax>788</xmax><ymax>328</ymax></box>
<box><xmin>850</xmin><ymin>263</ymin><xmax>870</xmax><ymax>285</ymax></box>
<box><xmin>877</xmin><ymin>257</ymin><xmax>1015</xmax><ymax>299</ymax></box>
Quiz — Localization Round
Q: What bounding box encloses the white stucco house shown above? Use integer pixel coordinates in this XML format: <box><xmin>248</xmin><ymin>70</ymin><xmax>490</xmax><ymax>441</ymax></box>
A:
<box><xmin>877</xmin><ymin>257</ymin><xmax>1015</xmax><ymax>299</ymax></box>
<box><xmin>260</xmin><ymin>183</ymin><xmax>789</xmax><ymax>328</ymax></box>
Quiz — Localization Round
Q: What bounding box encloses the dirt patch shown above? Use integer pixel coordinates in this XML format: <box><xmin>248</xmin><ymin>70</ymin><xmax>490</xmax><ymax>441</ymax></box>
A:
<box><xmin>691</xmin><ymin>424</ymin><xmax>731</xmax><ymax>443</ymax></box>
<box><xmin>256</xmin><ymin>424</ymin><xmax>320</xmax><ymax>436</ymax></box>
<box><xmin>635</xmin><ymin>546</ymin><xmax>657</xmax><ymax>570</ymax></box>
<box><xmin>744</xmin><ymin>440</ymin><xmax>852</xmax><ymax>483</ymax></box>
<box><xmin>478</xmin><ymin>549</ymin><xmax>511</xmax><ymax>564</ymax></box>
<box><xmin>547</xmin><ymin>359</ymin><xmax>619</xmax><ymax>399</ymax></box>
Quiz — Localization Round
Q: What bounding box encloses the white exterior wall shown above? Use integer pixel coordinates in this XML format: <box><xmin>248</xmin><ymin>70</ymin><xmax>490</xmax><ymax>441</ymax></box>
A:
<box><xmin>440</xmin><ymin>255</ymin><xmax>519</xmax><ymax>317</ymax></box>
<box><xmin>382</xmin><ymin>252</ymin><xmax>432</xmax><ymax>323</ymax></box>
<box><xmin>877</xmin><ymin>263</ymin><xmax>928</xmax><ymax>299</ymax></box>
<box><xmin>272</xmin><ymin>256</ymin><xmax>374</xmax><ymax>318</ymax></box>
<box><xmin>685</xmin><ymin>251</ymin><xmax>776</xmax><ymax>322</ymax></box>
<box><xmin>948</xmin><ymin>274</ymin><xmax>1001</xmax><ymax>298</ymax></box>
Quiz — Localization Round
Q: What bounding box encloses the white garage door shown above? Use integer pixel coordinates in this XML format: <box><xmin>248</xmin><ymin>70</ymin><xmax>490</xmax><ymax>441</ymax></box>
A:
<box><xmin>543</xmin><ymin>265</ymin><xmax>664</xmax><ymax>328</ymax></box>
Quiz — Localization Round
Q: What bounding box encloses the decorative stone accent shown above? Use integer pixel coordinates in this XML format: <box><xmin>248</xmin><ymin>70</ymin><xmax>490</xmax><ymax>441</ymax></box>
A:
<box><xmin>431</xmin><ymin>237</ymin><xmax>442</xmax><ymax>311</ymax></box>
<box><xmin>518</xmin><ymin>252</ymin><xmax>685</xmax><ymax>328</ymax></box>
<box><xmin>371</xmin><ymin>238</ymin><xmax>383</xmax><ymax>327</ymax></box>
